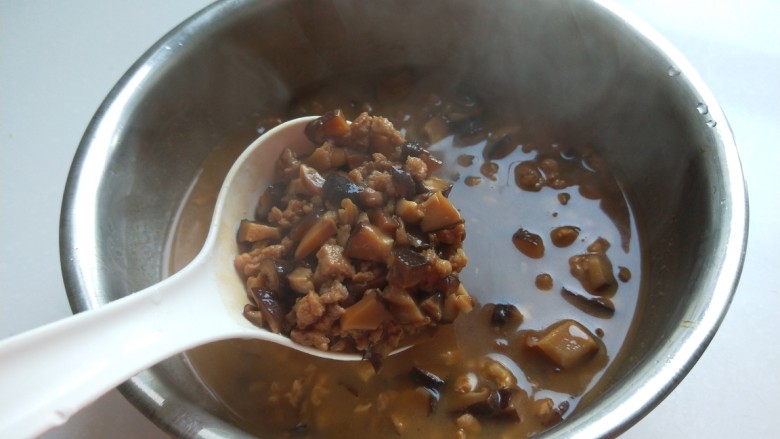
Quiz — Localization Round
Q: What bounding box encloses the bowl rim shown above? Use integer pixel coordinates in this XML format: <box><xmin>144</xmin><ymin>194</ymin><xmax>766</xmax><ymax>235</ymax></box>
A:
<box><xmin>59</xmin><ymin>0</ymin><xmax>748</xmax><ymax>437</ymax></box>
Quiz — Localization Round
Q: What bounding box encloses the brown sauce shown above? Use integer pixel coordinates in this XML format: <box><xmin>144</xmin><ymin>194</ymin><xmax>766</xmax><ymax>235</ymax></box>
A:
<box><xmin>165</xmin><ymin>69</ymin><xmax>642</xmax><ymax>438</ymax></box>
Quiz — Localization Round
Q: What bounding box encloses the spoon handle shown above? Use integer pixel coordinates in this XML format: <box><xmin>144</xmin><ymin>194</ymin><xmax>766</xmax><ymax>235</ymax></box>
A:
<box><xmin>0</xmin><ymin>261</ymin><xmax>238</xmax><ymax>439</ymax></box>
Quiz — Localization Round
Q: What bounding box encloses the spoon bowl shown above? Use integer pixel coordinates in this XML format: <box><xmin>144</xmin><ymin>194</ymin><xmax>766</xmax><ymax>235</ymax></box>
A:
<box><xmin>0</xmin><ymin>115</ymin><xmax>363</xmax><ymax>439</ymax></box>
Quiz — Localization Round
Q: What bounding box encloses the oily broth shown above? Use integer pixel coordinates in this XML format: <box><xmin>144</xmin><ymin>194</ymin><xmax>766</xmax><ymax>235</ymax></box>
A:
<box><xmin>166</xmin><ymin>70</ymin><xmax>642</xmax><ymax>438</ymax></box>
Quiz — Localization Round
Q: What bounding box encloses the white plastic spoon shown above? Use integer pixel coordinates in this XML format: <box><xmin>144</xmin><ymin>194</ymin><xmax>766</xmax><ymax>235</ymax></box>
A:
<box><xmin>0</xmin><ymin>116</ymin><xmax>365</xmax><ymax>438</ymax></box>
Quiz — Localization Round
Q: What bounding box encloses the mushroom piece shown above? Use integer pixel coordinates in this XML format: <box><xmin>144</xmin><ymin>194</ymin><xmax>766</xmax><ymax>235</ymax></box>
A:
<box><xmin>395</xmin><ymin>199</ymin><xmax>423</xmax><ymax>224</ymax></box>
<box><xmin>255</xmin><ymin>183</ymin><xmax>286</xmax><ymax>219</ymax></box>
<box><xmin>490</xmin><ymin>304</ymin><xmax>523</xmax><ymax>327</ymax></box>
<box><xmin>339</xmin><ymin>289</ymin><xmax>392</xmax><ymax>331</ymax></box>
<box><xmin>381</xmin><ymin>285</ymin><xmax>427</xmax><ymax>324</ymax></box>
<box><xmin>387</xmin><ymin>248</ymin><xmax>432</xmax><ymax>289</ymax></box>
<box><xmin>322</xmin><ymin>173</ymin><xmax>364</xmax><ymax>207</ymax></box>
<box><xmin>344</xmin><ymin>223</ymin><xmax>394</xmax><ymax>263</ymax></box>
<box><xmin>294</xmin><ymin>212</ymin><xmax>338</xmax><ymax>260</ymax></box>
<box><xmin>560</xmin><ymin>288</ymin><xmax>615</xmax><ymax>318</ymax></box>
<box><xmin>391</xmin><ymin>166</ymin><xmax>417</xmax><ymax>200</ymax></box>
<box><xmin>287</xmin><ymin>212</ymin><xmax>321</xmax><ymax>243</ymax></box>
<box><xmin>368</xmin><ymin>209</ymin><xmax>400</xmax><ymax>234</ymax></box>
<box><xmin>248</xmin><ymin>287</ymin><xmax>287</xmax><ymax>334</ymax></box>
<box><xmin>419</xmin><ymin>177</ymin><xmax>453</xmax><ymax>197</ymax></box>
<box><xmin>288</xmin><ymin>267</ymin><xmax>314</xmax><ymax>294</ymax></box>
<box><xmin>256</xmin><ymin>258</ymin><xmax>292</xmax><ymax>294</ymax></box>
<box><xmin>242</xmin><ymin>304</ymin><xmax>265</xmax><ymax>328</ymax></box>
<box><xmin>527</xmin><ymin>320</ymin><xmax>599</xmax><ymax>369</ymax></box>
<box><xmin>449</xmin><ymin>387</ymin><xmax>520</xmax><ymax>421</ymax></box>
<box><xmin>420</xmin><ymin>191</ymin><xmax>462</xmax><ymax>232</ymax></box>
<box><xmin>304</xmin><ymin>109</ymin><xmax>350</xmax><ymax>144</ymax></box>
<box><xmin>277</xmin><ymin>148</ymin><xmax>301</xmax><ymax>180</ymax></box>
<box><xmin>568</xmin><ymin>253</ymin><xmax>617</xmax><ymax>296</ymax></box>
<box><xmin>236</xmin><ymin>220</ymin><xmax>281</xmax><ymax>243</ymax></box>
<box><xmin>400</xmin><ymin>140</ymin><xmax>425</xmax><ymax>159</ymax></box>
<box><xmin>410</xmin><ymin>366</ymin><xmax>446</xmax><ymax>390</ymax></box>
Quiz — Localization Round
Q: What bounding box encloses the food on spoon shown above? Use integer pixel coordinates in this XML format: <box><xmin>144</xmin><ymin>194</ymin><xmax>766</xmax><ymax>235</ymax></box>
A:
<box><xmin>235</xmin><ymin>110</ymin><xmax>474</xmax><ymax>359</ymax></box>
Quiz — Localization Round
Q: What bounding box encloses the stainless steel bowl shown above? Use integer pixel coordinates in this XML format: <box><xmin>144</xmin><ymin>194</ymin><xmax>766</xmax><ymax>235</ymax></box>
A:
<box><xmin>60</xmin><ymin>0</ymin><xmax>747</xmax><ymax>437</ymax></box>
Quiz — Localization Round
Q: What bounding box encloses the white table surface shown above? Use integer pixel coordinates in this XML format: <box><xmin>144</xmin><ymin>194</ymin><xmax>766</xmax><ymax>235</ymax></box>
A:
<box><xmin>1</xmin><ymin>0</ymin><xmax>778</xmax><ymax>437</ymax></box>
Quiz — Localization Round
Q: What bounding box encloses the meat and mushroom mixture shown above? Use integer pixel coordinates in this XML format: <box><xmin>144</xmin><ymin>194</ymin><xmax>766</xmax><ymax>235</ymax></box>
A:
<box><xmin>235</xmin><ymin>110</ymin><xmax>474</xmax><ymax>358</ymax></box>
<box><xmin>172</xmin><ymin>68</ymin><xmax>642</xmax><ymax>439</ymax></box>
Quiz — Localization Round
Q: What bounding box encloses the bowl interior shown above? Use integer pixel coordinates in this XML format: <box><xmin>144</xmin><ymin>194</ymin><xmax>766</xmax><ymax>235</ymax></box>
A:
<box><xmin>61</xmin><ymin>0</ymin><xmax>746</xmax><ymax>437</ymax></box>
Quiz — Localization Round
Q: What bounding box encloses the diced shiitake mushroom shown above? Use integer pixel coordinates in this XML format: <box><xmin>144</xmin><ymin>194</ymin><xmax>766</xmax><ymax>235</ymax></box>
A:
<box><xmin>420</xmin><ymin>191</ymin><xmax>462</xmax><ymax>233</ymax></box>
<box><xmin>339</xmin><ymin>289</ymin><xmax>392</xmax><ymax>331</ymax></box>
<box><xmin>304</xmin><ymin>109</ymin><xmax>351</xmax><ymax>144</ymax></box>
<box><xmin>255</xmin><ymin>183</ymin><xmax>285</xmax><ymax>219</ymax></box>
<box><xmin>294</xmin><ymin>212</ymin><xmax>338</xmax><ymax>260</ymax></box>
<box><xmin>449</xmin><ymin>387</ymin><xmax>520</xmax><ymax>421</ymax></box>
<box><xmin>560</xmin><ymin>288</ymin><xmax>615</xmax><ymax>318</ymax></box>
<box><xmin>395</xmin><ymin>199</ymin><xmax>424</xmax><ymax>224</ymax></box>
<box><xmin>390</xmin><ymin>165</ymin><xmax>417</xmax><ymax>200</ymax></box>
<box><xmin>368</xmin><ymin>209</ymin><xmax>400</xmax><ymax>234</ymax></box>
<box><xmin>410</xmin><ymin>366</ymin><xmax>446</xmax><ymax>390</ymax></box>
<box><xmin>446</xmin><ymin>359</ymin><xmax>523</xmax><ymax>421</ymax></box>
<box><xmin>246</xmin><ymin>287</ymin><xmax>287</xmax><ymax>334</ymax></box>
<box><xmin>322</xmin><ymin>173</ymin><xmax>364</xmax><ymax>207</ymax></box>
<box><xmin>255</xmin><ymin>258</ymin><xmax>292</xmax><ymax>293</ymax></box>
<box><xmin>344</xmin><ymin>223</ymin><xmax>394</xmax><ymax>263</ymax></box>
<box><xmin>381</xmin><ymin>285</ymin><xmax>428</xmax><ymax>324</ymax></box>
<box><xmin>419</xmin><ymin>177</ymin><xmax>453</xmax><ymax>197</ymax></box>
<box><xmin>527</xmin><ymin>320</ymin><xmax>599</xmax><ymax>369</ymax></box>
<box><xmin>568</xmin><ymin>253</ymin><xmax>617</xmax><ymax>296</ymax></box>
<box><xmin>237</xmin><ymin>220</ymin><xmax>280</xmax><ymax>243</ymax></box>
<box><xmin>387</xmin><ymin>248</ymin><xmax>432</xmax><ymax>289</ymax></box>
<box><xmin>287</xmin><ymin>212</ymin><xmax>322</xmax><ymax>243</ymax></box>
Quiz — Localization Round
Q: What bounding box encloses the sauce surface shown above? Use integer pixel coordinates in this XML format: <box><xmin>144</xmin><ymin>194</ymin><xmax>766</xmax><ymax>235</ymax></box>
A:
<box><xmin>166</xmin><ymin>69</ymin><xmax>642</xmax><ymax>438</ymax></box>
